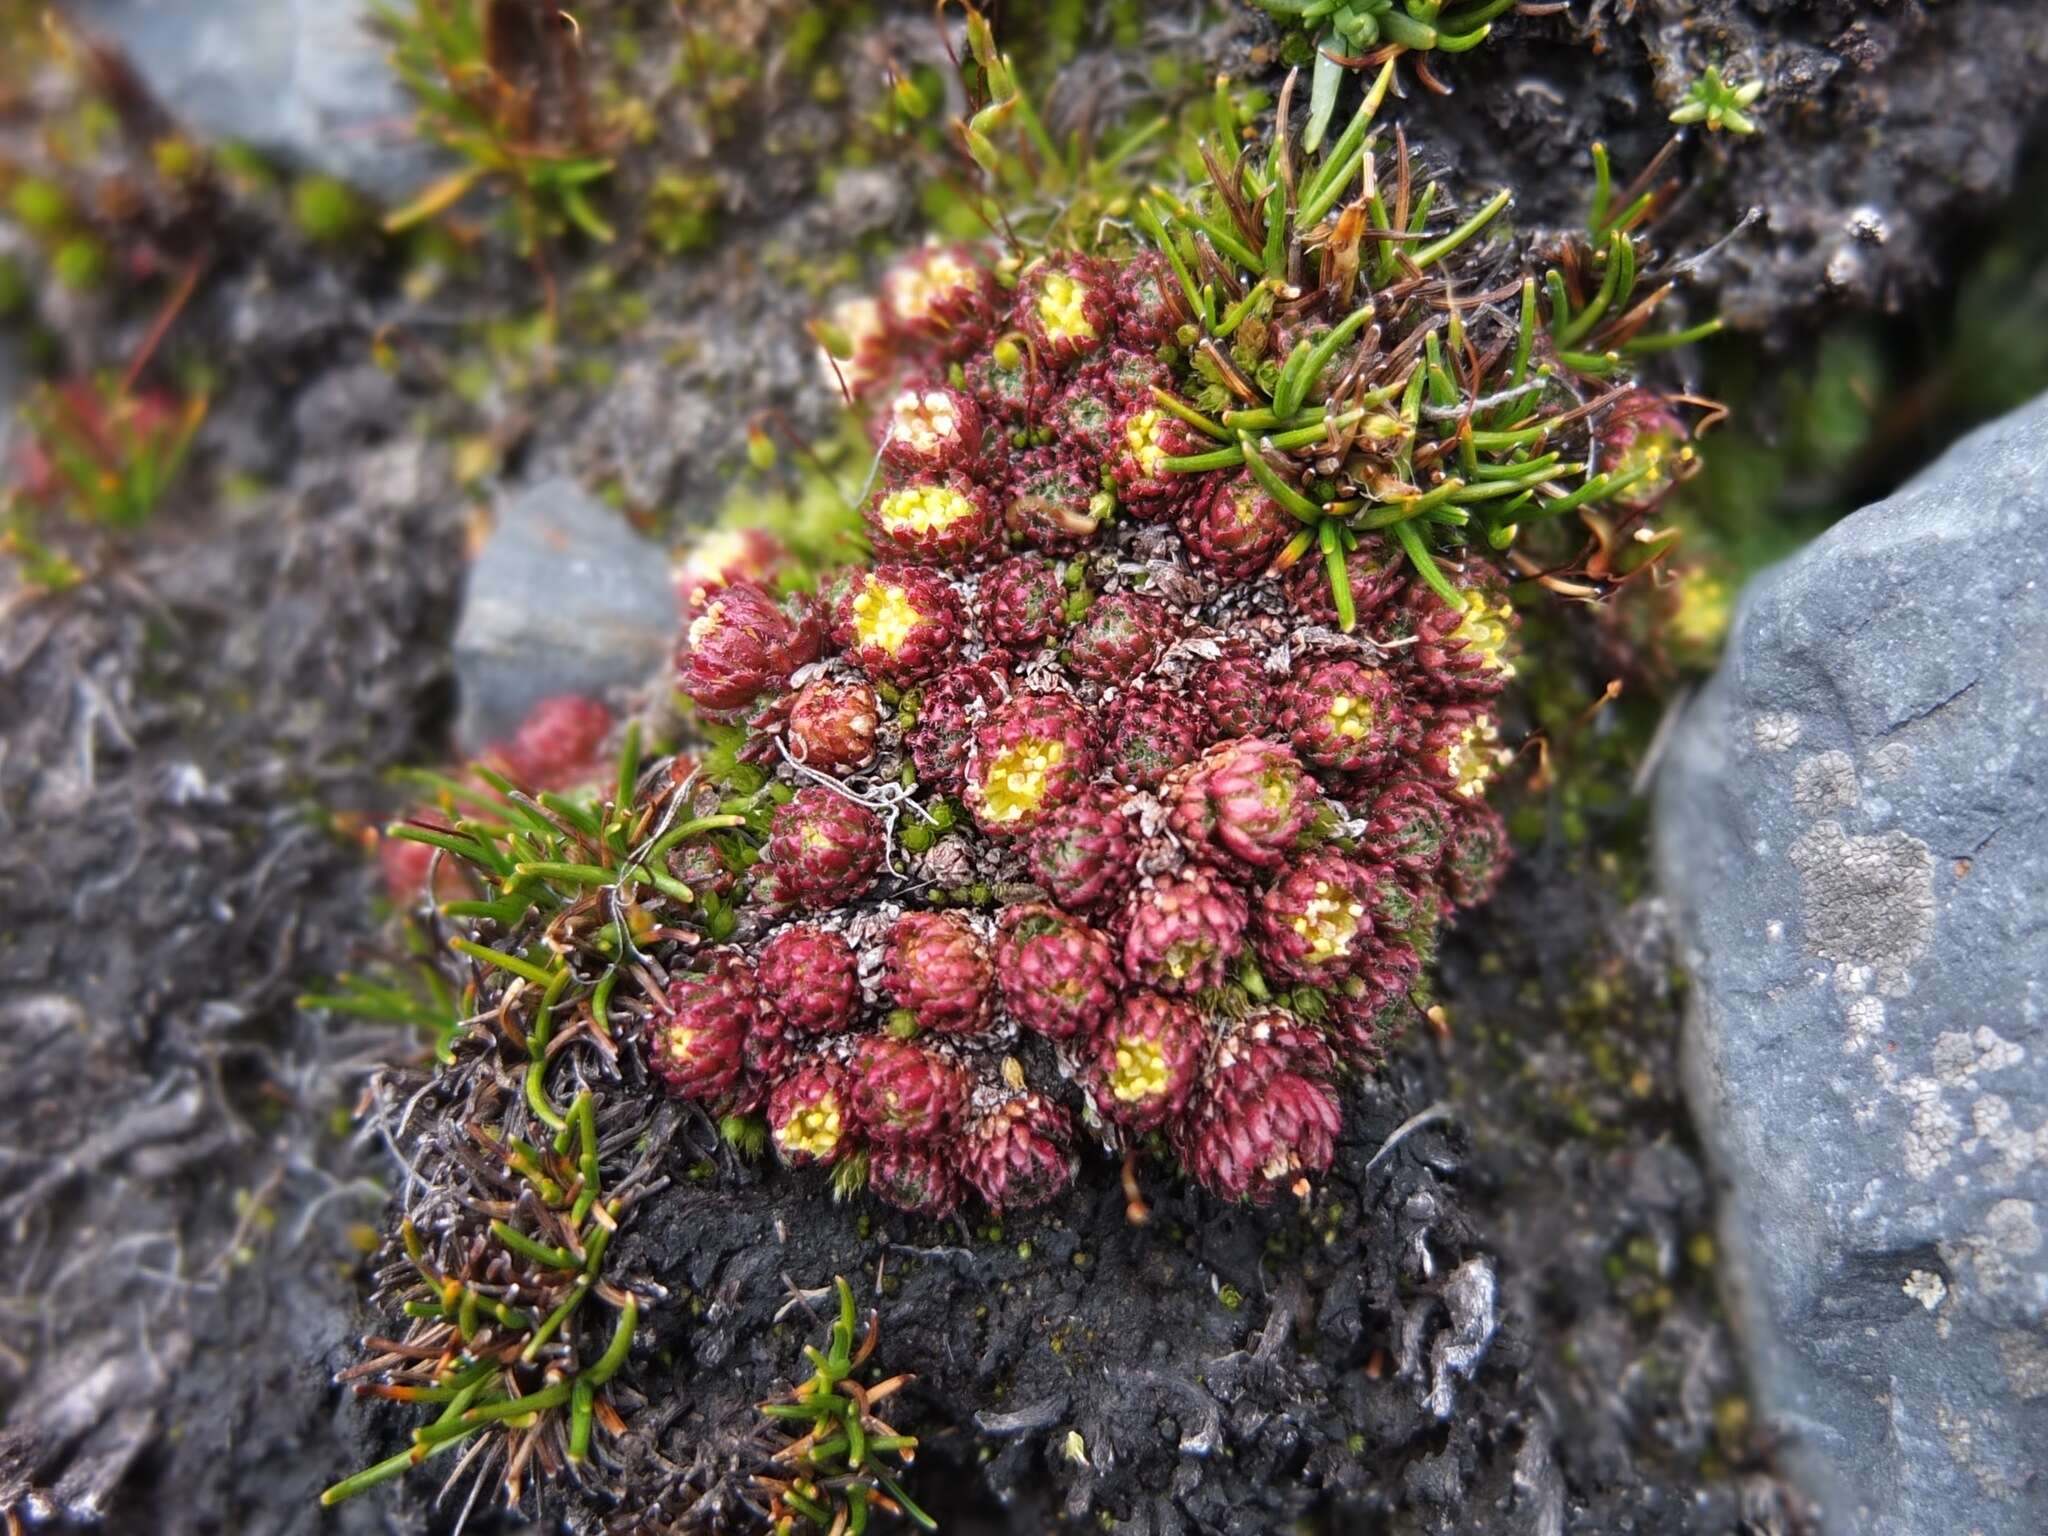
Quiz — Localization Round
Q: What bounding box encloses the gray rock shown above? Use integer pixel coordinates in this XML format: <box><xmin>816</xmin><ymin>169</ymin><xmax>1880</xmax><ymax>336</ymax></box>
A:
<box><xmin>0</xmin><ymin>332</ymin><xmax>23</xmax><ymax>462</ymax></box>
<box><xmin>70</xmin><ymin>0</ymin><xmax>438</xmax><ymax>204</ymax></box>
<box><xmin>452</xmin><ymin>476</ymin><xmax>676</xmax><ymax>753</ymax></box>
<box><xmin>1657</xmin><ymin>394</ymin><xmax>2048</xmax><ymax>1535</ymax></box>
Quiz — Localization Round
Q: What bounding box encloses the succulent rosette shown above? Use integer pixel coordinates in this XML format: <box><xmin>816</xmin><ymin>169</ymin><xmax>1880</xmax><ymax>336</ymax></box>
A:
<box><xmin>816</xmin><ymin>293</ymin><xmax>894</xmax><ymax>399</ymax></box>
<box><xmin>1252</xmin><ymin>851</ymin><xmax>1381</xmax><ymax>986</ymax></box>
<box><xmin>885</xmin><ymin>910</ymin><xmax>994</xmax><ymax>1035</ymax></box>
<box><xmin>650</xmin><ymin>952</ymin><xmax>758</xmax><ymax>1107</ymax></box>
<box><xmin>756</xmin><ymin>924</ymin><xmax>861</xmax><ymax>1036</ymax></box>
<box><xmin>849</xmin><ymin>1037</ymin><xmax>971</xmax><ymax>1148</ymax></box>
<box><xmin>1087</xmin><ymin>992</ymin><xmax>1204</xmax><ymax>1133</ymax></box>
<box><xmin>864</xmin><ymin>472</ymin><xmax>996</xmax><ymax>566</ymax></box>
<box><xmin>1002</xmin><ymin>448</ymin><xmax>1109</xmax><ymax>551</ymax></box>
<box><xmin>962</xmin><ymin>691</ymin><xmax>1097</xmax><ymax>837</ymax></box>
<box><xmin>623</xmin><ymin>183</ymin><xmax>1582</xmax><ymax>1218</ymax></box>
<box><xmin>882</xmin><ymin>242</ymin><xmax>997</xmax><ymax>357</ymax></box>
<box><xmin>1191</xmin><ymin>643</ymin><xmax>1274</xmax><ymax>738</ymax></box>
<box><xmin>765</xmin><ymin>788</ymin><xmax>885</xmax><ymax>909</ymax></box>
<box><xmin>1367</xmin><ymin>778</ymin><xmax>1455</xmax><ymax>875</ymax></box>
<box><xmin>674</xmin><ymin>526</ymin><xmax>788</xmax><ymax>615</ymax></box>
<box><xmin>1282</xmin><ymin>539</ymin><xmax>1407</xmax><ymax>629</ymax></box>
<box><xmin>1107</xmin><ymin>403</ymin><xmax>1205</xmax><ymax>518</ymax></box>
<box><xmin>1046</xmin><ymin>371</ymin><xmax>1122</xmax><ymax>462</ymax></box>
<box><xmin>1169</xmin><ymin>737</ymin><xmax>1321</xmax><ymax>873</ymax></box>
<box><xmin>831</xmin><ymin>565</ymin><xmax>965</xmax><ymax>684</ymax></box>
<box><xmin>677</xmin><ymin>581</ymin><xmax>819</xmax><ymax>717</ymax></box>
<box><xmin>869</xmin><ymin>1142</ymin><xmax>965</xmax><ymax>1218</ymax></box>
<box><xmin>1018</xmin><ymin>253</ymin><xmax>1114</xmax><ymax>369</ymax></box>
<box><xmin>1179</xmin><ymin>472</ymin><xmax>1296</xmax><ymax>580</ymax></box>
<box><xmin>487</xmin><ymin>694</ymin><xmax>613</xmax><ymax>792</ymax></box>
<box><xmin>1114</xmin><ymin>250</ymin><xmax>1191</xmax><ymax>349</ymax></box>
<box><xmin>1444</xmin><ymin>802</ymin><xmax>1511</xmax><ymax>909</ymax></box>
<box><xmin>961</xmin><ymin>1091</ymin><xmax>1079</xmax><ymax>1211</ymax></box>
<box><xmin>1277</xmin><ymin>658</ymin><xmax>1402</xmax><ymax>776</ymax></box>
<box><xmin>1175</xmin><ymin>1015</ymin><xmax>1341</xmax><ymax>1203</ymax></box>
<box><xmin>768</xmin><ymin>1059</ymin><xmax>856</xmax><ymax>1167</ymax></box>
<box><xmin>1025</xmin><ymin>789</ymin><xmax>1140</xmax><ymax>916</ymax></box>
<box><xmin>1325</xmin><ymin>980</ymin><xmax>1412</xmax><ymax>1072</ymax></box>
<box><xmin>994</xmin><ymin>903</ymin><xmax>1120</xmax><ymax>1041</ymax></box>
<box><xmin>980</xmin><ymin>554</ymin><xmax>1072</xmax><ymax>651</ymax></box>
<box><xmin>1597</xmin><ymin>388</ymin><xmax>1693</xmax><ymax>509</ymax></box>
<box><xmin>1064</xmin><ymin>592</ymin><xmax>1173</xmax><ymax>685</ymax></box>
<box><xmin>783</xmin><ymin>676</ymin><xmax>880</xmax><ymax>775</ymax></box>
<box><xmin>906</xmin><ymin>660</ymin><xmax>1008</xmax><ymax>795</ymax></box>
<box><xmin>879</xmin><ymin>382</ymin><xmax>986</xmax><ymax>475</ymax></box>
<box><xmin>1103</xmin><ymin>686</ymin><xmax>1207</xmax><ymax>790</ymax></box>
<box><xmin>965</xmin><ymin>341</ymin><xmax>1054</xmax><ymax>432</ymax></box>
<box><xmin>1324</xmin><ymin>930</ymin><xmax>1424</xmax><ymax>1066</ymax></box>
<box><xmin>1392</xmin><ymin>578</ymin><xmax>1518</xmax><ymax>701</ymax></box>
<box><xmin>739</xmin><ymin>1004</ymin><xmax>800</xmax><ymax>1104</ymax></box>
<box><xmin>1119</xmin><ymin>868</ymin><xmax>1250</xmax><ymax>995</ymax></box>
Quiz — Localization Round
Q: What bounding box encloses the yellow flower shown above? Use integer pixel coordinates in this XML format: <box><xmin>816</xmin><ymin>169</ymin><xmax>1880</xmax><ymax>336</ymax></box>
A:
<box><xmin>979</xmin><ymin>738</ymin><xmax>1066</xmax><ymax>824</ymax></box>
<box><xmin>1444</xmin><ymin>715</ymin><xmax>1503</xmax><ymax>799</ymax></box>
<box><xmin>1325</xmin><ymin>693</ymin><xmax>1373</xmax><ymax>741</ymax></box>
<box><xmin>1036</xmin><ymin>269</ymin><xmax>1098</xmax><ymax>346</ymax></box>
<box><xmin>1289</xmin><ymin>881</ymin><xmax>1363</xmax><ymax>967</ymax></box>
<box><xmin>776</xmin><ymin>1093</ymin><xmax>844</xmax><ymax>1160</ymax></box>
<box><xmin>851</xmin><ymin>578</ymin><xmax>921</xmax><ymax>654</ymax></box>
<box><xmin>1453</xmin><ymin>590</ymin><xmax>1516</xmax><ymax>681</ymax></box>
<box><xmin>1108</xmin><ymin>1035</ymin><xmax>1170</xmax><ymax>1103</ymax></box>
<box><xmin>1123</xmin><ymin>409</ymin><xmax>1168</xmax><ymax>476</ymax></box>
<box><xmin>877</xmin><ymin>480</ymin><xmax>974</xmax><ymax>535</ymax></box>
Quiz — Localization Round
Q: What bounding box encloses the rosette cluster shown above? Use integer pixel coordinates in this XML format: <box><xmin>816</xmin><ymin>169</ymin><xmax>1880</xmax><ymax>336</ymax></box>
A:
<box><xmin>659</xmin><ymin>241</ymin><xmax>1515</xmax><ymax>1214</ymax></box>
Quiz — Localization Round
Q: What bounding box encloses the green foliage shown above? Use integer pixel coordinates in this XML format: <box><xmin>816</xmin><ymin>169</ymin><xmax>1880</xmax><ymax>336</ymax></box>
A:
<box><xmin>7</xmin><ymin>176</ymin><xmax>69</xmax><ymax>235</ymax></box>
<box><xmin>1670</xmin><ymin>65</ymin><xmax>1763</xmax><ymax>135</ymax></box>
<box><xmin>757</xmin><ymin>1277</ymin><xmax>933</xmax><ymax>1533</ymax></box>
<box><xmin>384</xmin><ymin>727</ymin><xmax>754</xmax><ymax>937</ymax></box>
<box><xmin>319</xmin><ymin>1198</ymin><xmax>639</xmax><ymax>1505</ymax></box>
<box><xmin>712</xmin><ymin>419</ymin><xmax>873</xmax><ymax>587</ymax></box>
<box><xmin>48</xmin><ymin>235</ymin><xmax>104</xmax><ymax>290</ymax></box>
<box><xmin>3</xmin><ymin>171</ymin><xmax>105</xmax><ymax>289</ymax></box>
<box><xmin>1142</xmin><ymin>66</ymin><xmax>1695</xmax><ymax>616</ymax></box>
<box><xmin>299</xmin><ymin>920</ymin><xmax>464</xmax><ymax>1063</ymax></box>
<box><xmin>0</xmin><ymin>252</ymin><xmax>28</xmax><ymax>317</ymax></box>
<box><xmin>943</xmin><ymin>7</ymin><xmax>1221</xmax><ymax>250</ymax></box>
<box><xmin>646</xmin><ymin>170</ymin><xmax>721</xmax><ymax>255</ymax></box>
<box><xmin>291</xmin><ymin>175</ymin><xmax>367</xmax><ymax>243</ymax></box>
<box><xmin>1255</xmin><ymin>0</ymin><xmax>1518</xmax><ymax>143</ymax></box>
<box><xmin>1540</xmin><ymin>141</ymin><xmax>1727</xmax><ymax>375</ymax></box>
<box><xmin>319</xmin><ymin>730</ymin><xmax>684</xmax><ymax>1509</ymax></box>
<box><xmin>9</xmin><ymin>375</ymin><xmax>206</xmax><ymax>530</ymax></box>
<box><xmin>374</xmin><ymin>0</ymin><xmax>616</xmax><ymax>250</ymax></box>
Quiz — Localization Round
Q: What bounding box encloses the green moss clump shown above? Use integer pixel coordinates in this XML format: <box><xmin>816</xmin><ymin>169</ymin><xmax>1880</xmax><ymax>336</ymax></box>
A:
<box><xmin>292</xmin><ymin>176</ymin><xmax>367</xmax><ymax>244</ymax></box>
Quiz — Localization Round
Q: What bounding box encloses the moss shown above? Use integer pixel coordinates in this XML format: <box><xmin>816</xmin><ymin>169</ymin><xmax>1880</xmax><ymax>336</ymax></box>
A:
<box><xmin>151</xmin><ymin>136</ymin><xmax>203</xmax><ymax>183</ymax></box>
<box><xmin>50</xmin><ymin>235</ymin><xmax>103</xmax><ymax>291</ymax></box>
<box><xmin>212</xmin><ymin>140</ymin><xmax>280</xmax><ymax>194</ymax></box>
<box><xmin>0</xmin><ymin>252</ymin><xmax>26</xmax><ymax>318</ymax></box>
<box><xmin>7</xmin><ymin>177</ymin><xmax>68</xmax><ymax>236</ymax></box>
<box><xmin>292</xmin><ymin>176</ymin><xmax>366</xmax><ymax>244</ymax></box>
<box><xmin>647</xmin><ymin>172</ymin><xmax>722</xmax><ymax>255</ymax></box>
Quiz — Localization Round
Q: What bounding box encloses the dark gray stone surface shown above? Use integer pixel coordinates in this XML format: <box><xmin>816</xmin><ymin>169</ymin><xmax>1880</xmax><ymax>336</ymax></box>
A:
<box><xmin>451</xmin><ymin>474</ymin><xmax>676</xmax><ymax>753</ymax></box>
<box><xmin>0</xmin><ymin>332</ymin><xmax>22</xmax><ymax>460</ymax></box>
<box><xmin>69</xmin><ymin>0</ymin><xmax>439</xmax><ymax>203</ymax></box>
<box><xmin>1657</xmin><ymin>395</ymin><xmax>2048</xmax><ymax>1534</ymax></box>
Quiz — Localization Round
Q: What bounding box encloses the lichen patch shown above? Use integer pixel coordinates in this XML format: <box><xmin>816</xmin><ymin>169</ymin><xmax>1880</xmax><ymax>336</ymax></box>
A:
<box><xmin>1787</xmin><ymin>819</ymin><xmax>1934</xmax><ymax>995</ymax></box>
